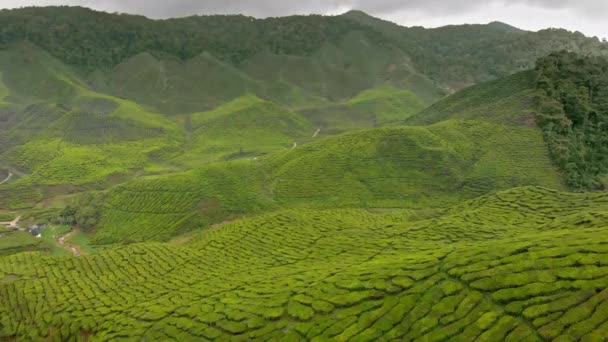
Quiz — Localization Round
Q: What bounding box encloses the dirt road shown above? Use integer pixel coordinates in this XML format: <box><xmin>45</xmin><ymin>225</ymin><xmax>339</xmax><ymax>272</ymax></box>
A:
<box><xmin>58</xmin><ymin>229</ymin><xmax>83</xmax><ymax>257</ymax></box>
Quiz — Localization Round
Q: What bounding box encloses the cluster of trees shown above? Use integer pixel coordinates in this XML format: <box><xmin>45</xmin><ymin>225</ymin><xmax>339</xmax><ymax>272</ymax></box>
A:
<box><xmin>535</xmin><ymin>51</ymin><xmax>608</xmax><ymax>190</ymax></box>
<box><xmin>56</xmin><ymin>193</ymin><xmax>101</xmax><ymax>232</ymax></box>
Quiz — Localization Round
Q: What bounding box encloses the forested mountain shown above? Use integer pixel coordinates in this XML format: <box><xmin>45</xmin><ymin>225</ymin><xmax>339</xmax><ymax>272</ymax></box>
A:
<box><xmin>0</xmin><ymin>6</ymin><xmax>606</xmax><ymax>112</ymax></box>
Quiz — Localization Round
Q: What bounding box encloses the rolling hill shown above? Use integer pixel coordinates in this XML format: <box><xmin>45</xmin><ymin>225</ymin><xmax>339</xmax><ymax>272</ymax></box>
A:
<box><xmin>0</xmin><ymin>43</ymin><xmax>183</xmax><ymax>209</ymax></box>
<box><xmin>298</xmin><ymin>86</ymin><xmax>426</xmax><ymax>134</ymax></box>
<box><xmin>0</xmin><ymin>6</ymin><xmax>607</xmax><ymax>341</ymax></box>
<box><xmin>406</xmin><ymin>71</ymin><xmax>538</xmax><ymax>126</ymax></box>
<box><xmin>1</xmin><ymin>187</ymin><xmax>608</xmax><ymax>340</ymax></box>
<box><xmin>90</xmin><ymin>118</ymin><xmax>562</xmax><ymax>244</ymax></box>
<box><xmin>179</xmin><ymin>95</ymin><xmax>314</xmax><ymax>166</ymax></box>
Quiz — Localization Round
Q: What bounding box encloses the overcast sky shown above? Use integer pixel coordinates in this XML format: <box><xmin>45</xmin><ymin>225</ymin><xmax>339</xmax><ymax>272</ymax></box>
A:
<box><xmin>2</xmin><ymin>0</ymin><xmax>607</xmax><ymax>39</ymax></box>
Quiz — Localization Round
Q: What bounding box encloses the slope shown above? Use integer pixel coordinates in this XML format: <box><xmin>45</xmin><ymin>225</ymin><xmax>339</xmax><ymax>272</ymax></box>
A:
<box><xmin>406</xmin><ymin>71</ymin><xmax>538</xmax><ymax>126</ymax></box>
<box><xmin>264</xmin><ymin>119</ymin><xmax>563</xmax><ymax>208</ymax></box>
<box><xmin>91</xmin><ymin>30</ymin><xmax>442</xmax><ymax>113</ymax></box>
<box><xmin>0</xmin><ymin>43</ymin><xmax>183</xmax><ymax>209</ymax></box>
<box><xmin>343</xmin><ymin>10</ymin><xmax>608</xmax><ymax>91</ymax></box>
<box><xmin>1</xmin><ymin>7</ymin><xmax>606</xmax><ymax>113</ymax></box>
<box><xmin>299</xmin><ymin>86</ymin><xmax>426</xmax><ymax>134</ymax></box>
<box><xmin>90</xmin><ymin>119</ymin><xmax>563</xmax><ymax>243</ymax></box>
<box><xmin>174</xmin><ymin>95</ymin><xmax>314</xmax><ymax>167</ymax></box>
<box><xmin>1</xmin><ymin>187</ymin><xmax>607</xmax><ymax>340</ymax></box>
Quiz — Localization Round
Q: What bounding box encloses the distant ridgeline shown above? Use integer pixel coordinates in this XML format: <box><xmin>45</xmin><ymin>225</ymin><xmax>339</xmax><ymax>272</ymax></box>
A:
<box><xmin>535</xmin><ymin>51</ymin><xmax>608</xmax><ymax>190</ymax></box>
<box><xmin>0</xmin><ymin>6</ymin><xmax>607</xmax><ymax>112</ymax></box>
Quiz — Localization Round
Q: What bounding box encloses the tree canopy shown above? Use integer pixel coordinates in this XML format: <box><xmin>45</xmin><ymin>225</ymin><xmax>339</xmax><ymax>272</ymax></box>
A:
<box><xmin>535</xmin><ymin>51</ymin><xmax>608</xmax><ymax>189</ymax></box>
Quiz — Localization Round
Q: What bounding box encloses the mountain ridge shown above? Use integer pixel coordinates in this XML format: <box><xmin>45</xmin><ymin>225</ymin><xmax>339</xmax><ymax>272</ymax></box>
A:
<box><xmin>1</xmin><ymin>6</ymin><xmax>606</xmax><ymax>111</ymax></box>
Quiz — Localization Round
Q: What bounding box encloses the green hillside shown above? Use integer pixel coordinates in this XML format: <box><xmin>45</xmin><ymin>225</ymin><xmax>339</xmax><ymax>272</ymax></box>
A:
<box><xmin>343</xmin><ymin>10</ymin><xmax>608</xmax><ymax>90</ymax></box>
<box><xmin>407</xmin><ymin>71</ymin><xmax>538</xmax><ymax>126</ymax></box>
<box><xmin>299</xmin><ymin>86</ymin><xmax>426</xmax><ymax>134</ymax></box>
<box><xmin>91</xmin><ymin>30</ymin><xmax>442</xmax><ymax>113</ymax></box>
<box><xmin>0</xmin><ymin>6</ymin><xmax>606</xmax><ymax>113</ymax></box>
<box><xmin>1</xmin><ymin>187</ymin><xmax>608</xmax><ymax>340</ymax></box>
<box><xmin>175</xmin><ymin>95</ymin><xmax>314</xmax><ymax>167</ymax></box>
<box><xmin>0</xmin><ymin>6</ymin><xmax>607</xmax><ymax>342</ymax></box>
<box><xmin>88</xmin><ymin>119</ymin><xmax>562</xmax><ymax>244</ymax></box>
<box><xmin>0</xmin><ymin>43</ymin><xmax>183</xmax><ymax>209</ymax></box>
<box><xmin>264</xmin><ymin>120</ymin><xmax>563</xmax><ymax>208</ymax></box>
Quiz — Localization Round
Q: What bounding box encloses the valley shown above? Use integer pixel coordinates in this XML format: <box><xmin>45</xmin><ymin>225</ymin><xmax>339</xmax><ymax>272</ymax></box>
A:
<box><xmin>0</xmin><ymin>5</ymin><xmax>607</xmax><ymax>341</ymax></box>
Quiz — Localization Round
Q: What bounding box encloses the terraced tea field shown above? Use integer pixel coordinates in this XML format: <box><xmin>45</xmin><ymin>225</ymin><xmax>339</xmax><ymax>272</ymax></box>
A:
<box><xmin>88</xmin><ymin>118</ymin><xmax>564</xmax><ymax>244</ymax></box>
<box><xmin>1</xmin><ymin>187</ymin><xmax>608</xmax><ymax>340</ymax></box>
<box><xmin>407</xmin><ymin>71</ymin><xmax>538</xmax><ymax>126</ymax></box>
<box><xmin>1</xmin><ymin>7</ymin><xmax>608</xmax><ymax>341</ymax></box>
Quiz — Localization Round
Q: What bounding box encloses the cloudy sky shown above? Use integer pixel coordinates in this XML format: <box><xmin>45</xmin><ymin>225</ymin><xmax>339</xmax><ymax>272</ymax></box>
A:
<box><xmin>2</xmin><ymin>0</ymin><xmax>607</xmax><ymax>39</ymax></box>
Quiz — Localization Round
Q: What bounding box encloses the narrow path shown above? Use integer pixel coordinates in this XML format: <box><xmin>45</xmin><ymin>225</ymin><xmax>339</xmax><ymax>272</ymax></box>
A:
<box><xmin>0</xmin><ymin>172</ymin><xmax>12</xmax><ymax>185</ymax></box>
<box><xmin>0</xmin><ymin>216</ymin><xmax>20</xmax><ymax>229</ymax></box>
<box><xmin>57</xmin><ymin>229</ymin><xmax>83</xmax><ymax>257</ymax></box>
<box><xmin>312</xmin><ymin>128</ymin><xmax>321</xmax><ymax>138</ymax></box>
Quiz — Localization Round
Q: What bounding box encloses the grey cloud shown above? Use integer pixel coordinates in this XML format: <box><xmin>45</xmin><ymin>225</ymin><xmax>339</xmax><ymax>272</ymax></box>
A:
<box><xmin>3</xmin><ymin>0</ymin><xmax>608</xmax><ymax>18</ymax></box>
<box><xmin>2</xmin><ymin>0</ymin><xmax>608</xmax><ymax>39</ymax></box>
<box><xmin>52</xmin><ymin>0</ymin><xmax>352</xmax><ymax>18</ymax></box>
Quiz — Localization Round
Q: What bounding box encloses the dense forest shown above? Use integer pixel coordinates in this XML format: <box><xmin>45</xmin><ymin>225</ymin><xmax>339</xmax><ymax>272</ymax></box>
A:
<box><xmin>0</xmin><ymin>6</ymin><xmax>606</xmax><ymax>91</ymax></box>
<box><xmin>0</xmin><ymin>7</ymin><xmax>387</xmax><ymax>69</ymax></box>
<box><xmin>536</xmin><ymin>51</ymin><xmax>608</xmax><ymax>189</ymax></box>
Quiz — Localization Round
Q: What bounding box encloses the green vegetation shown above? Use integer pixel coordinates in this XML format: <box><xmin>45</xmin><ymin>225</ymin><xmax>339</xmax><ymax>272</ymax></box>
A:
<box><xmin>407</xmin><ymin>71</ymin><xmax>538</xmax><ymax>126</ymax></box>
<box><xmin>535</xmin><ymin>51</ymin><xmax>608</xmax><ymax>190</ymax></box>
<box><xmin>0</xmin><ymin>6</ymin><xmax>607</xmax><ymax>341</ymax></box>
<box><xmin>94</xmin><ymin>160</ymin><xmax>269</xmax><ymax>243</ymax></box>
<box><xmin>344</xmin><ymin>10</ymin><xmax>608</xmax><ymax>90</ymax></box>
<box><xmin>300</xmin><ymin>86</ymin><xmax>426</xmax><ymax>134</ymax></box>
<box><xmin>177</xmin><ymin>95</ymin><xmax>313</xmax><ymax>166</ymax></box>
<box><xmin>348</xmin><ymin>86</ymin><xmax>426</xmax><ymax>124</ymax></box>
<box><xmin>39</xmin><ymin>225</ymin><xmax>71</xmax><ymax>256</ymax></box>
<box><xmin>0</xmin><ymin>43</ymin><xmax>183</xmax><ymax>209</ymax></box>
<box><xmin>1</xmin><ymin>187</ymin><xmax>608</xmax><ymax>340</ymax></box>
<box><xmin>92</xmin><ymin>119</ymin><xmax>562</xmax><ymax>244</ymax></box>
<box><xmin>0</xmin><ymin>213</ymin><xmax>15</xmax><ymax>222</ymax></box>
<box><xmin>0</xmin><ymin>7</ymin><xmax>606</xmax><ymax>112</ymax></box>
<box><xmin>0</xmin><ymin>231</ymin><xmax>48</xmax><ymax>255</ymax></box>
<box><xmin>263</xmin><ymin>119</ymin><xmax>563</xmax><ymax>208</ymax></box>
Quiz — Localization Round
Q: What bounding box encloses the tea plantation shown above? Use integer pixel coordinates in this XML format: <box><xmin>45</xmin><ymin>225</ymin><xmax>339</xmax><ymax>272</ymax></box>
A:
<box><xmin>0</xmin><ymin>6</ymin><xmax>607</xmax><ymax>341</ymax></box>
<box><xmin>407</xmin><ymin>71</ymin><xmax>539</xmax><ymax>126</ymax></box>
<box><xmin>1</xmin><ymin>187</ymin><xmax>608</xmax><ymax>340</ymax></box>
<box><xmin>89</xmin><ymin>118</ymin><xmax>563</xmax><ymax>244</ymax></box>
